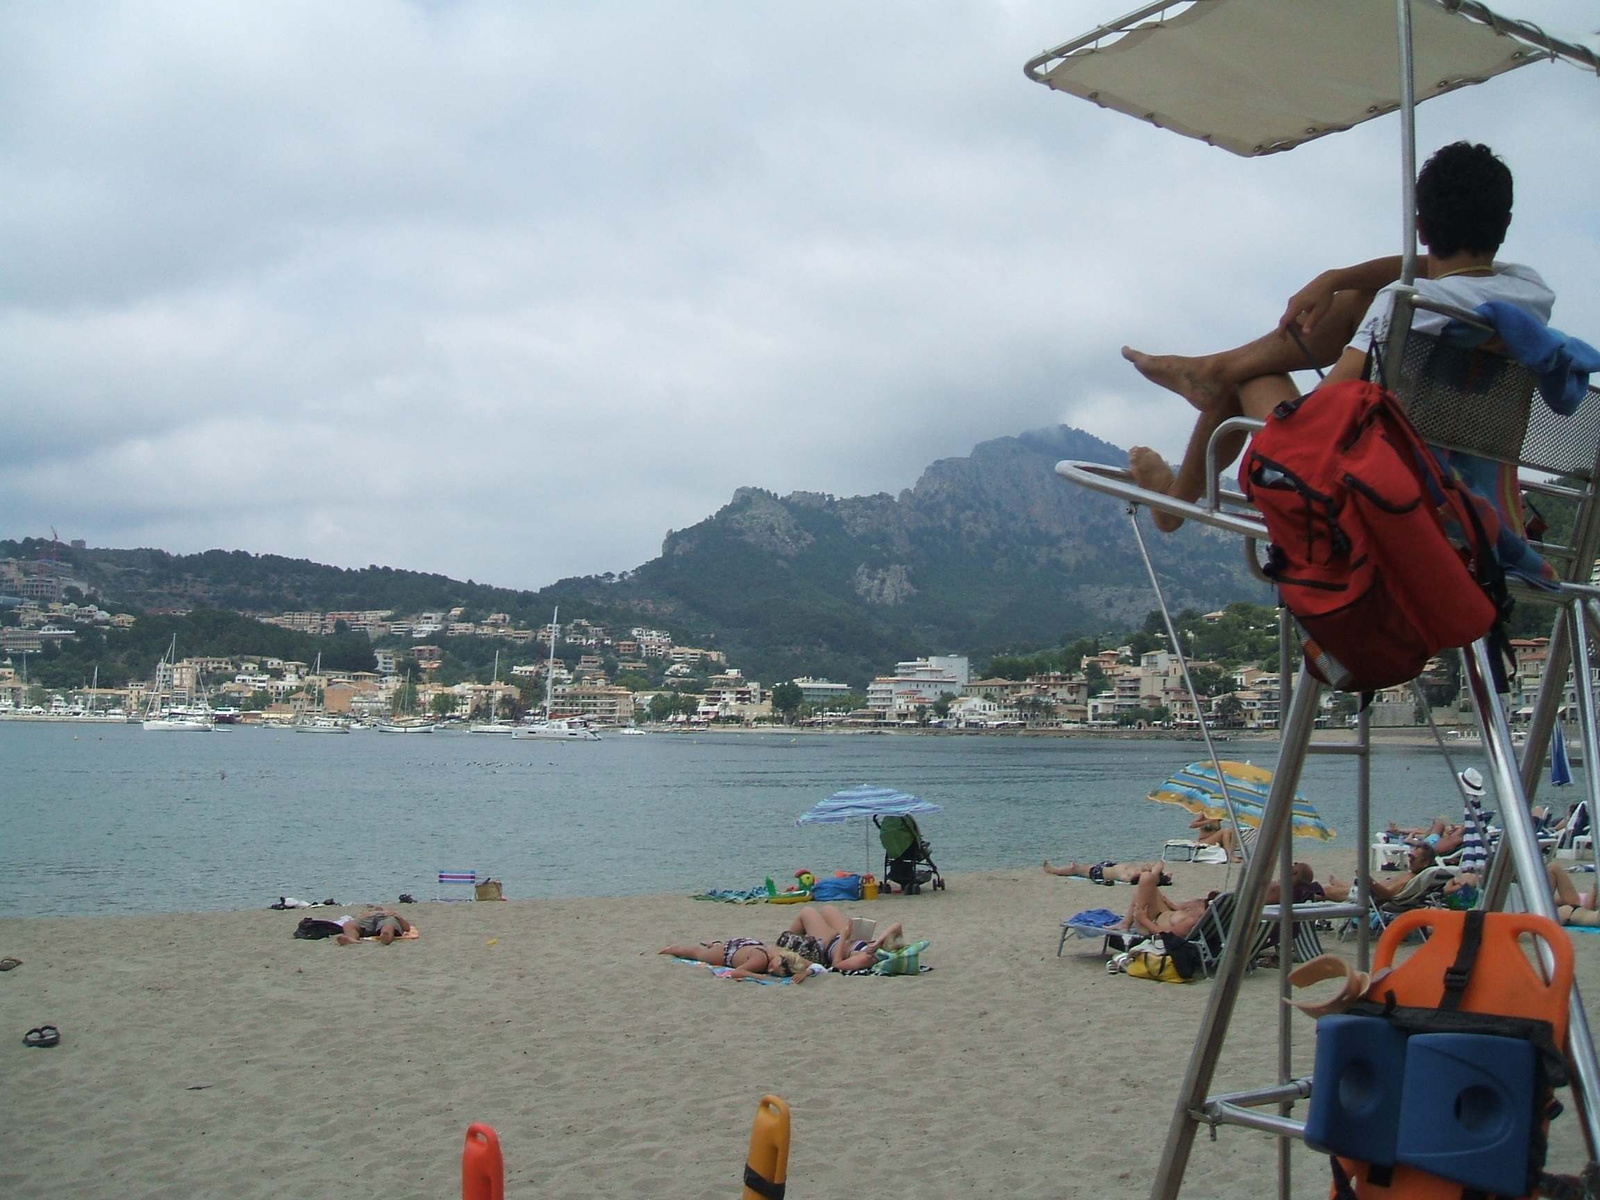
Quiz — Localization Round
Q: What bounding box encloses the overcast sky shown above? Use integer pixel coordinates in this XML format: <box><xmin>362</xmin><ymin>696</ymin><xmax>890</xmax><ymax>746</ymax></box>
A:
<box><xmin>3</xmin><ymin>1</ymin><xmax>1596</xmax><ymax>591</ymax></box>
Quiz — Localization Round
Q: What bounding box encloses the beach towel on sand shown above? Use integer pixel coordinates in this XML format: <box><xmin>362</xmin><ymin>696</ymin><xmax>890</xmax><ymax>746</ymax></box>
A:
<box><xmin>691</xmin><ymin>886</ymin><xmax>769</xmax><ymax>904</ymax></box>
<box><xmin>670</xmin><ymin>957</ymin><xmax>820</xmax><ymax>984</ymax></box>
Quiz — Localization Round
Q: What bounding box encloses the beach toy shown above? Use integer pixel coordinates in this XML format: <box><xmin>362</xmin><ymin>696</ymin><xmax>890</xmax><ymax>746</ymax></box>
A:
<box><xmin>765</xmin><ymin>877</ymin><xmax>810</xmax><ymax>904</ymax></box>
<box><xmin>862</xmin><ymin>874</ymin><xmax>879</xmax><ymax>899</ymax></box>
<box><xmin>1395</xmin><ymin>1034</ymin><xmax>1536</xmax><ymax>1196</ymax></box>
<box><xmin>461</xmin><ymin>1123</ymin><xmax>504</xmax><ymax>1200</ymax></box>
<box><xmin>742</xmin><ymin>1094</ymin><xmax>790</xmax><ymax>1200</ymax></box>
<box><xmin>795</xmin><ymin>870</ymin><xmax>816</xmax><ymax>891</ymax></box>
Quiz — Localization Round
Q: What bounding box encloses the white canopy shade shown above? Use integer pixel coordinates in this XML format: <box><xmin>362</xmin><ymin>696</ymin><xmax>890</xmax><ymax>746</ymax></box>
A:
<box><xmin>1025</xmin><ymin>0</ymin><xmax>1591</xmax><ymax>157</ymax></box>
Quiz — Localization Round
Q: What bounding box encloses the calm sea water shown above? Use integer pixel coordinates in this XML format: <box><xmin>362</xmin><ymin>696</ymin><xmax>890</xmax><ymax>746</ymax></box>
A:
<box><xmin>0</xmin><ymin>723</ymin><xmax>1571</xmax><ymax>918</ymax></box>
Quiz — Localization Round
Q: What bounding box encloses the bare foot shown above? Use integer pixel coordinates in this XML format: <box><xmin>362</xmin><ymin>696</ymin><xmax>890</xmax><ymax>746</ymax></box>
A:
<box><xmin>335</xmin><ymin>933</ymin><xmax>356</xmax><ymax>945</ymax></box>
<box><xmin>1121</xmin><ymin>346</ymin><xmax>1228</xmax><ymax>412</ymax></box>
<box><xmin>1128</xmin><ymin>447</ymin><xmax>1184</xmax><ymax>532</ymax></box>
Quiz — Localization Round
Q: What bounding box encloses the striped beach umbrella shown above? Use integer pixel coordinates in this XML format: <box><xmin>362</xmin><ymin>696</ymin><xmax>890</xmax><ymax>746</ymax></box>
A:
<box><xmin>1149</xmin><ymin>760</ymin><xmax>1336</xmax><ymax>841</ymax></box>
<box><xmin>795</xmin><ymin>784</ymin><xmax>942</xmax><ymax>826</ymax></box>
<box><xmin>1456</xmin><ymin>767</ymin><xmax>1490</xmax><ymax>878</ymax></box>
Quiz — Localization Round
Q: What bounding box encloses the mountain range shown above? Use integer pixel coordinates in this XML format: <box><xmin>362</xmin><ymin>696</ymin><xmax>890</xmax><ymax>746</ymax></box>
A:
<box><xmin>7</xmin><ymin>424</ymin><xmax>1268</xmax><ymax>686</ymax></box>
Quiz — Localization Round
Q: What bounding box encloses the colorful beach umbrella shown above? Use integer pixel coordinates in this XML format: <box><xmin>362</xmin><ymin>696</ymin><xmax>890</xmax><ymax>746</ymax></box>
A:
<box><xmin>1149</xmin><ymin>760</ymin><xmax>1336</xmax><ymax>841</ymax></box>
<box><xmin>795</xmin><ymin>784</ymin><xmax>942</xmax><ymax>826</ymax></box>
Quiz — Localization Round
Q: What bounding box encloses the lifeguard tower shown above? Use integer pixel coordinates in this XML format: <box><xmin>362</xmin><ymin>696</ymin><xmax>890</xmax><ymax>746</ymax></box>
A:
<box><xmin>1025</xmin><ymin>3</ymin><xmax>1600</xmax><ymax>1197</ymax></box>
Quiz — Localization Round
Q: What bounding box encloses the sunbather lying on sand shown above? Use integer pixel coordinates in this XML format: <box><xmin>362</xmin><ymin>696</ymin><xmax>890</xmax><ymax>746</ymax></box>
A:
<box><xmin>1548</xmin><ymin>862</ymin><xmax>1600</xmax><ymax>927</ymax></box>
<box><xmin>1043</xmin><ymin>860</ymin><xmax>1170</xmax><ymax>886</ymax></box>
<box><xmin>776</xmin><ymin>905</ymin><xmax>905</xmax><ymax>971</ymax></box>
<box><xmin>658</xmin><ymin>937</ymin><xmax>812</xmax><ymax>982</ymax></box>
<box><xmin>336</xmin><ymin>908</ymin><xmax>412</xmax><ymax>945</ymax></box>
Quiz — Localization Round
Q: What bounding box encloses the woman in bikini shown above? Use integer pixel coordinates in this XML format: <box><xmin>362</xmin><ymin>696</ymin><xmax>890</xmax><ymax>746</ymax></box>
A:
<box><xmin>777</xmin><ymin>905</ymin><xmax>905</xmax><ymax>971</ymax></box>
<box><xmin>1547</xmin><ymin>862</ymin><xmax>1600</xmax><ymax>927</ymax></box>
<box><xmin>658</xmin><ymin>937</ymin><xmax>811</xmax><ymax>982</ymax></box>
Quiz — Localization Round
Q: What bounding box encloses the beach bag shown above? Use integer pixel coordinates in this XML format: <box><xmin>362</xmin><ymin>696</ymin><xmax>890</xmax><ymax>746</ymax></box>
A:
<box><xmin>811</xmin><ymin>874</ymin><xmax>862</xmax><ymax>902</ymax></box>
<box><xmin>1240</xmin><ymin>377</ymin><xmax>1510</xmax><ymax>693</ymax></box>
<box><xmin>474</xmin><ymin>878</ymin><xmax>504</xmax><ymax>901</ymax></box>
<box><xmin>1124</xmin><ymin>933</ymin><xmax>1201</xmax><ymax>983</ymax></box>
<box><xmin>293</xmin><ymin>917</ymin><xmax>345</xmax><ymax>940</ymax></box>
<box><xmin>870</xmin><ymin>939</ymin><xmax>931</xmax><ymax>975</ymax></box>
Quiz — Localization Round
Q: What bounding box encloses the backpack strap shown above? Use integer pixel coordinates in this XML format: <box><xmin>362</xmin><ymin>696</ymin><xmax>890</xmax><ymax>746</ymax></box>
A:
<box><xmin>1439</xmin><ymin>909</ymin><xmax>1487</xmax><ymax>1012</ymax></box>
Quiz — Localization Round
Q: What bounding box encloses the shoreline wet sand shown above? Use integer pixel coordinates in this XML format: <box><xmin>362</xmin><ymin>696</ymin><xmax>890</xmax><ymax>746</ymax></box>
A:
<box><xmin>4</xmin><ymin>856</ymin><xmax>1596</xmax><ymax>1199</ymax></box>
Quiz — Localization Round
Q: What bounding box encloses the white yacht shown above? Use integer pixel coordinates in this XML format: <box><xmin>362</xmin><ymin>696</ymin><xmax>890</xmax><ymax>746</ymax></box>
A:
<box><xmin>292</xmin><ymin>715</ymin><xmax>352</xmax><ymax>734</ymax></box>
<box><xmin>517</xmin><ymin>606</ymin><xmax>599</xmax><ymax>741</ymax></box>
<box><xmin>142</xmin><ymin>637</ymin><xmax>215</xmax><ymax>731</ymax></box>
<box><xmin>470</xmin><ymin>650</ymin><xmax>515</xmax><ymax>733</ymax></box>
<box><xmin>291</xmin><ymin>654</ymin><xmax>351</xmax><ymax>732</ymax></box>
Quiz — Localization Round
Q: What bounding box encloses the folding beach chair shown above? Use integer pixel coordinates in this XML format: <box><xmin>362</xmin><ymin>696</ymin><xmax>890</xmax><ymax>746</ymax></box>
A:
<box><xmin>436</xmin><ymin>870</ymin><xmax>477</xmax><ymax>902</ymax></box>
<box><xmin>1186</xmin><ymin>892</ymin><xmax>1273</xmax><ymax>977</ymax></box>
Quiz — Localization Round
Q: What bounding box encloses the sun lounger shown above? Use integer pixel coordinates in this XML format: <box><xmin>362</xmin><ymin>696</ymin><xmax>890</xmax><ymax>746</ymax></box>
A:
<box><xmin>1058</xmin><ymin>907</ymin><xmax>1134</xmax><ymax>956</ymax></box>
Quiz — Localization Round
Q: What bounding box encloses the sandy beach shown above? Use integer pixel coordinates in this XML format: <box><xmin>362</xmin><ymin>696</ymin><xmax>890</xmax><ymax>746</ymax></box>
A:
<box><xmin>4</xmin><ymin>855</ymin><xmax>1597</xmax><ymax>1199</ymax></box>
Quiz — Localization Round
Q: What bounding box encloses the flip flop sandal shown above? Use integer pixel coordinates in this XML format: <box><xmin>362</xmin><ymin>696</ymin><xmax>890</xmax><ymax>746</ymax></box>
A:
<box><xmin>23</xmin><ymin>1025</ymin><xmax>60</xmax><ymax>1048</ymax></box>
<box><xmin>0</xmin><ymin>957</ymin><xmax>20</xmax><ymax>971</ymax></box>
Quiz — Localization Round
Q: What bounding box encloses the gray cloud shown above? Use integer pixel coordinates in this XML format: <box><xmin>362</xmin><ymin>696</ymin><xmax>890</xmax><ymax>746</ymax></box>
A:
<box><xmin>3</xmin><ymin>1</ymin><xmax>1596</xmax><ymax>588</ymax></box>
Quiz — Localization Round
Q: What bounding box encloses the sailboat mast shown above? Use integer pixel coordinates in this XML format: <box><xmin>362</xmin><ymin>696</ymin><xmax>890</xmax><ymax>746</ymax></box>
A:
<box><xmin>545</xmin><ymin>607</ymin><xmax>558</xmax><ymax>719</ymax></box>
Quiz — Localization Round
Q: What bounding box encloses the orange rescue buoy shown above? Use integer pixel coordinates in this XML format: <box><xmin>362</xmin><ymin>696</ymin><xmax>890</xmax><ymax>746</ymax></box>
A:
<box><xmin>462</xmin><ymin>1122</ymin><xmax>504</xmax><ymax>1200</ymax></box>
<box><xmin>742</xmin><ymin>1094</ymin><xmax>791</xmax><ymax>1199</ymax></box>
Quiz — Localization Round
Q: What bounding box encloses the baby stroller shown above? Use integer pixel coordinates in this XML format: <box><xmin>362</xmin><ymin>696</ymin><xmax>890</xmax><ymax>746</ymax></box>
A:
<box><xmin>875</xmin><ymin>814</ymin><xmax>945</xmax><ymax>894</ymax></box>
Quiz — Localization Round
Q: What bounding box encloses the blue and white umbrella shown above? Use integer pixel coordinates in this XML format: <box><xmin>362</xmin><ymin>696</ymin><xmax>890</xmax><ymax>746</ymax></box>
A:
<box><xmin>795</xmin><ymin>784</ymin><xmax>943</xmax><ymax>877</ymax></box>
<box><xmin>795</xmin><ymin>784</ymin><xmax>942</xmax><ymax>826</ymax></box>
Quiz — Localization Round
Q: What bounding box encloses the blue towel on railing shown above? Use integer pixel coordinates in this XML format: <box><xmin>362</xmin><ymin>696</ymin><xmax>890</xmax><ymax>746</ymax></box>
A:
<box><xmin>1447</xmin><ymin>301</ymin><xmax>1600</xmax><ymax>415</ymax></box>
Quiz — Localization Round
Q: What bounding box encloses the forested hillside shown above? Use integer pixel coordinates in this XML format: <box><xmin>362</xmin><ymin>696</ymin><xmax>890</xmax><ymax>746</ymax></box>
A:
<box><xmin>4</xmin><ymin>423</ymin><xmax>1269</xmax><ymax>687</ymax></box>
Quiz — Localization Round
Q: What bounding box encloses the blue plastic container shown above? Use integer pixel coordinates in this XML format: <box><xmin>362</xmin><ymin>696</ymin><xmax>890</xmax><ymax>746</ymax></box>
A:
<box><xmin>1396</xmin><ymin>1033</ymin><xmax>1536</xmax><ymax>1196</ymax></box>
<box><xmin>1304</xmin><ymin>1015</ymin><xmax>1408</xmax><ymax>1165</ymax></box>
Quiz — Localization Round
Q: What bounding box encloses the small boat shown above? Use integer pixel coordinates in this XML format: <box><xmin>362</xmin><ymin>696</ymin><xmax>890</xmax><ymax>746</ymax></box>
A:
<box><xmin>292</xmin><ymin>716</ymin><xmax>352</xmax><ymax>734</ymax></box>
<box><xmin>377</xmin><ymin>719</ymin><xmax>436</xmax><ymax>734</ymax></box>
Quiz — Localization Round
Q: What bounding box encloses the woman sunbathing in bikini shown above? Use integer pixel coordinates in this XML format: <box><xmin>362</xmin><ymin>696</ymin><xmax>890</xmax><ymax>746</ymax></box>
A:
<box><xmin>776</xmin><ymin>904</ymin><xmax>905</xmax><ymax>971</ymax></box>
<box><xmin>1123</xmin><ymin>871</ymin><xmax>1214</xmax><ymax>939</ymax></box>
<box><xmin>1548</xmin><ymin>862</ymin><xmax>1600</xmax><ymax>927</ymax></box>
<box><xmin>658</xmin><ymin>937</ymin><xmax>811</xmax><ymax>982</ymax></box>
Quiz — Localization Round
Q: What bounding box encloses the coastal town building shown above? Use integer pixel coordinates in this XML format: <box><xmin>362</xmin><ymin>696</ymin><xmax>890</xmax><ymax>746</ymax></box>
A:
<box><xmin>866</xmin><ymin>655</ymin><xmax>970</xmax><ymax>716</ymax></box>
<box><xmin>791</xmin><ymin>677</ymin><xmax>853</xmax><ymax>706</ymax></box>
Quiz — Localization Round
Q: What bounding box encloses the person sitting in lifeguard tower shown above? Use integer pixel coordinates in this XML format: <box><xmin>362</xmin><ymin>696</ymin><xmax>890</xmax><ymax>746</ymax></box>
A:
<box><xmin>1120</xmin><ymin>142</ymin><xmax>1551</xmax><ymax>533</ymax></box>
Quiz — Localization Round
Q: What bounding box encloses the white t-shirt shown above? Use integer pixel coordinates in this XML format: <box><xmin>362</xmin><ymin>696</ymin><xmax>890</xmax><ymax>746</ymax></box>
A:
<box><xmin>1352</xmin><ymin>261</ymin><xmax>1555</xmax><ymax>350</ymax></box>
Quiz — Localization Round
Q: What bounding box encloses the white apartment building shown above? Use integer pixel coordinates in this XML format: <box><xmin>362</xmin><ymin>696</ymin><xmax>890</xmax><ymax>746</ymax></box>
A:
<box><xmin>792</xmin><ymin>677</ymin><xmax>853</xmax><ymax>706</ymax></box>
<box><xmin>866</xmin><ymin>655</ymin><xmax>970</xmax><ymax>713</ymax></box>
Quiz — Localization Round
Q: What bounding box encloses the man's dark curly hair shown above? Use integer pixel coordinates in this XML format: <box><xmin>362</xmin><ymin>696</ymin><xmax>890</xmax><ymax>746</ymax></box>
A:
<box><xmin>1416</xmin><ymin>141</ymin><xmax>1513</xmax><ymax>259</ymax></box>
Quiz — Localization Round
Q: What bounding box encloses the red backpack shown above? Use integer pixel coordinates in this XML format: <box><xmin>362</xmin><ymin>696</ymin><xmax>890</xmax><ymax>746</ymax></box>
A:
<box><xmin>1239</xmin><ymin>378</ymin><xmax>1510</xmax><ymax>693</ymax></box>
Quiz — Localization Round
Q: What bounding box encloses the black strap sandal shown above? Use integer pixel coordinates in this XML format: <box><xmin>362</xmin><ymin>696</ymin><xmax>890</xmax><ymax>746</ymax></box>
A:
<box><xmin>0</xmin><ymin>957</ymin><xmax>21</xmax><ymax>971</ymax></box>
<box><xmin>23</xmin><ymin>1025</ymin><xmax>60</xmax><ymax>1048</ymax></box>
